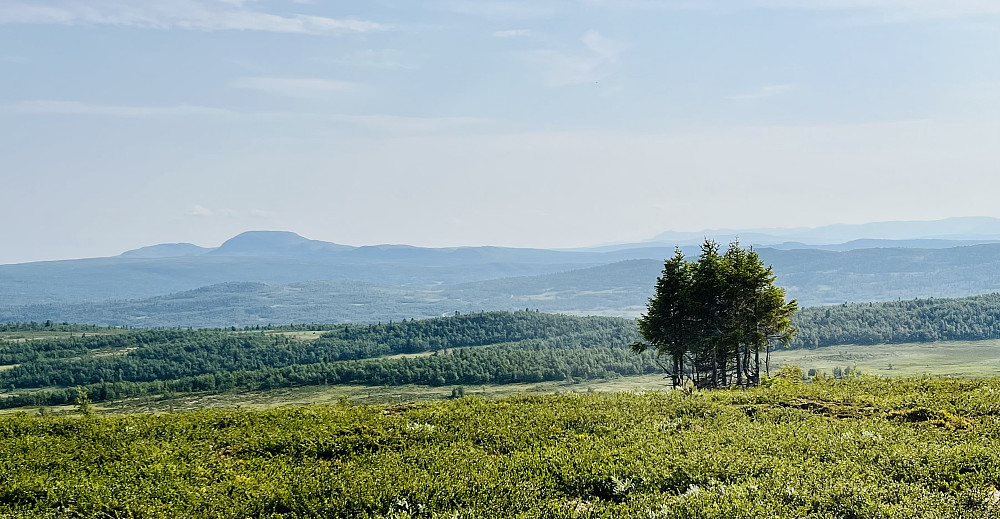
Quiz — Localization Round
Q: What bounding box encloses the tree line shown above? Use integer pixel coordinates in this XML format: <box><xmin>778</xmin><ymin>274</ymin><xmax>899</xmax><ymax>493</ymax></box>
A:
<box><xmin>6</xmin><ymin>291</ymin><xmax>1000</xmax><ymax>408</ymax></box>
<box><xmin>0</xmin><ymin>334</ymin><xmax>656</xmax><ymax>409</ymax></box>
<box><xmin>0</xmin><ymin>312</ymin><xmax>654</xmax><ymax>408</ymax></box>
<box><xmin>792</xmin><ymin>293</ymin><xmax>1000</xmax><ymax>348</ymax></box>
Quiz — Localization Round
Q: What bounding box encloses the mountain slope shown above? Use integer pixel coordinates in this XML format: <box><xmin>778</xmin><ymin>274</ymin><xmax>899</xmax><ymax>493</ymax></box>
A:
<box><xmin>5</xmin><ymin>243</ymin><xmax>1000</xmax><ymax>327</ymax></box>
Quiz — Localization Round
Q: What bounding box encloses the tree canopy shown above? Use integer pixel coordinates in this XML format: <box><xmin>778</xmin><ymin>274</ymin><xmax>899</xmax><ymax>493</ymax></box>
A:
<box><xmin>633</xmin><ymin>239</ymin><xmax>797</xmax><ymax>389</ymax></box>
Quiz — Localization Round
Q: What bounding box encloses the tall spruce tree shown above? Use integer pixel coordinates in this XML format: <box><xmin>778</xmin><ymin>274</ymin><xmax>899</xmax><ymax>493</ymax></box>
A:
<box><xmin>633</xmin><ymin>239</ymin><xmax>797</xmax><ymax>388</ymax></box>
<box><xmin>632</xmin><ymin>249</ymin><xmax>693</xmax><ymax>389</ymax></box>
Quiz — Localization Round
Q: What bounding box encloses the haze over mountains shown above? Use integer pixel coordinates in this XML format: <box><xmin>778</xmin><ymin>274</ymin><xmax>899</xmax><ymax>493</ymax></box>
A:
<box><xmin>3</xmin><ymin>217</ymin><xmax>1000</xmax><ymax>327</ymax></box>
<box><xmin>587</xmin><ymin>216</ymin><xmax>1000</xmax><ymax>251</ymax></box>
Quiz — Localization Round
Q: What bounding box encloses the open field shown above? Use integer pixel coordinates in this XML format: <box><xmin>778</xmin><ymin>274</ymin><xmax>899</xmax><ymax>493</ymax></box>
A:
<box><xmin>771</xmin><ymin>339</ymin><xmax>1000</xmax><ymax>378</ymax></box>
<box><xmin>236</xmin><ymin>329</ymin><xmax>328</xmax><ymax>341</ymax></box>
<box><xmin>0</xmin><ymin>329</ymin><xmax>125</xmax><ymax>343</ymax></box>
<box><xmin>3</xmin><ymin>374</ymin><xmax>672</xmax><ymax>416</ymax></box>
<box><xmin>2</xmin><ymin>376</ymin><xmax>999</xmax><ymax>518</ymax></box>
<box><xmin>95</xmin><ymin>338</ymin><xmax>1000</xmax><ymax>415</ymax></box>
<box><xmin>9</xmin><ymin>337</ymin><xmax>1000</xmax><ymax>416</ymax></box>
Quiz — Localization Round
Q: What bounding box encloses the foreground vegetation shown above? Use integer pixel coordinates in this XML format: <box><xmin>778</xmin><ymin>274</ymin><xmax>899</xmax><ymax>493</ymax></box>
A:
<box><xmin>2</xmin><ymin>376</ymin><xmax>999</xmax><ymax>518</ymax></box>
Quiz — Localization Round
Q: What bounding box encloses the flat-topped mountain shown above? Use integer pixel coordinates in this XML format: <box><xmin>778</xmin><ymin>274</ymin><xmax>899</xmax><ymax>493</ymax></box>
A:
<box><xmin>209</xmin><ymin>231</ymin><xmax>353</xmax><ymax>257</ymax></box>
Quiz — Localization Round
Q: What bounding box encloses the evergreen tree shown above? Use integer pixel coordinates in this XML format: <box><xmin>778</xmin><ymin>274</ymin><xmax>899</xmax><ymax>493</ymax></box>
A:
<box><xmin>634</xmin><ymin>239</ymin><xmax>797</xmax><ymax>388</ymax></box>
<box><xmin>632</xmin><ymin>249</ymin><xmax>694</xmax><ymax>389</ymax></box>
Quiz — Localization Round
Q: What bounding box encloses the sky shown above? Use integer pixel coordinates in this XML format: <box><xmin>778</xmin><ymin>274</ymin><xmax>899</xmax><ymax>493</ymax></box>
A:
<box><xmin>1</xmin><ymin>0</ymin><xmax>998</xmax><ymax>264</ymax></box>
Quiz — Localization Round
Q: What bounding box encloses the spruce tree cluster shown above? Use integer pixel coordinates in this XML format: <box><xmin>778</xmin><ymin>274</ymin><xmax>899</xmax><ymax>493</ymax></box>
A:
<box><xmin>633</xmin><ymin>239</ymin><xmax>797</xmax><ymax>389</ymax></box>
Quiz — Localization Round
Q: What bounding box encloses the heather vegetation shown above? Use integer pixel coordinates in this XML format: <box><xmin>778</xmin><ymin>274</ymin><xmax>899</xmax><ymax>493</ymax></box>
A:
<box><xmin>2</xmin><ymin>376</ymin><xmax>999</xmax><ymax>518</ymax></box>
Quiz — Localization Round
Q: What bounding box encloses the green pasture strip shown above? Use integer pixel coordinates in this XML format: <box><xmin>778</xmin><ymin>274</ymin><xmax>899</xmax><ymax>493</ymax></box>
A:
<box><xmin>772</xmin><ymin>339</ymin><xmax>1000</xmax><ymax>378</ymax></box>
<box><xmin>236</xmin><ymin>329</ymin><xmax>327</xmax><ymax>342</ymax></box>
<box><xmin>1</xmin><ymin>377</ymin><xmax>999</xmax><ymax>518</ymax></box>
<box><xmin>5</xmin><ymin>374</ymin><xmax>670</xmax><ymax>415</ymax></box>
<box><xmin>0</xmin><ymin>329</ymin><xmax>125</xmax><ymax>343</ymax></box>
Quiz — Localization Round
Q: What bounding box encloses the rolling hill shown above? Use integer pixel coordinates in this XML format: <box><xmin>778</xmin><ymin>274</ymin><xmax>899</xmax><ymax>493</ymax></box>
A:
<box><xmin>4</xmin><ymin>221</ymin><xmax>1000</xmax><ymax>327</ymax></box>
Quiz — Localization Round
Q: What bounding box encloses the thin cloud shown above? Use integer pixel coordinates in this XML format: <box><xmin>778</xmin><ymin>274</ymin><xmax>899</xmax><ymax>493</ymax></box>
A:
<box><xmin>0</xmin><ymin>1</ymin><xmax>389</xmax><ymax>34</ymax></box>
<box><xmin>757</xmin><ymin>0</ymin><xmax>1000</xmax><ymax>19</ymax></box>
<box><xmin>318</xmin><ymin>49</ymin><xmax>422</xmax><ymax>70</ymax></box>
<box><xmin>187</xmin><ymin>206</ymin><xmax>276</xmax><ymax>218</ymax></box>
<box><xmin>728</xmin><ymin>84</ymin><xmax>795</xmax><ymax>101</ymax></box>
<box><xmin>1</xmin><ymin>100</ymin><xmax>237</xmax><ymax>118</ymax></box>
<box><xmin>188</xmin><ymin>205</ymin><xmax>216</xmax><ymax>217</ymax></box>
<box><xmin>332</xmin><ymin>114</ymin><xmax>491</xmax><ymax>132</ymax></box>
<box><xmin>526</xmin><ymin>30</ymin><xmax>626</xmax><ymax>87</ymax></box>
<box><xmin>493</xmin><ymin>29</ymin><xmax>529</xmax><ymax>38</ymax></box>
<box><xmin>432</xmin><ymin>0</ymin><xmax>558</xmax><ymax>19</ymax></box>
<box><xmin>231</xmin><ymin>77</ymin><xmax>358</xmax><ymax>97</ymax></box>
<box><xmin>578</xmin><ymin>0</ymin><xmax>1000</xmax><ymax>19</ymax></box>
<box><xmin>2</xmin><ymin>99</ymin><xmax>491</xmax><ymax>134</ymax></box>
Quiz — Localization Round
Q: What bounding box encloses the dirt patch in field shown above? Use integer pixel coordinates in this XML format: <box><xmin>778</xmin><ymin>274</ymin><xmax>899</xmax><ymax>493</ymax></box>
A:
<box><xmin>887</xmin><ymin>407</ymin><xmax>972</xmax><ymax>429</ymax></box>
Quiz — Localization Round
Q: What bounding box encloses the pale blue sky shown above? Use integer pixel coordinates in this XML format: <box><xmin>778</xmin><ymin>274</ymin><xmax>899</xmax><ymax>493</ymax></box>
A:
<box><xmin>1</xmin><ymin>0</ymin><xmax>998</xmax><ymax>263</ymax></box>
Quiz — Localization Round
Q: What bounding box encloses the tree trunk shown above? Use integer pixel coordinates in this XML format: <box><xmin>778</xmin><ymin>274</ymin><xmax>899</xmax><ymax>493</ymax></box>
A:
<box><xmin>765</xmin><ymin>342</ymin><xmax>771</xmax><ymax>376</ymax></box>
<box><xmin>735</xmin><ymin>346</ymin><xmax>743</xmax><ymax>387</ymax></box>
<box><xmin>753</xmin><ymin>347</ymin><xmax>760</xmax><ymax>386</ymax></box>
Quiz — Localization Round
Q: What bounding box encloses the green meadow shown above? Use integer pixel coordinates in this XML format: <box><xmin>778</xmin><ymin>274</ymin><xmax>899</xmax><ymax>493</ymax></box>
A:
<box><xmin>771</xmin><ymin>339</ymin><xmax>1000</xmax><ymax>379</ymax></box>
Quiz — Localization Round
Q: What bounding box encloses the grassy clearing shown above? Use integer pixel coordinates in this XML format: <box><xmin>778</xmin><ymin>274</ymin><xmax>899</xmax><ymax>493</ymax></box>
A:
<box><xmin>2</xmin><ymin>376</ymin><xmax>999</xmax><ymax>518</ymax></box>
<box><xmin>235</xmin><ymin>330</ymin><xmax>328</xmax><ymax>342</ymax></box>
<box><xmin>10</xmin><ymin>337</ymin><xmax>1000</xmax><ymax>416</ymax></box>
<box><xmin>378</xmin><ymin>351</ymin><xmax>436</xmax><ymax>361</ymax></box>
<box><xmin>771</xmin><ymin>339</ymin><xmax>1000</xmax><ymax>378</ymax></box>
<box><xmin>9</xmin><ymin>374</ymin><xmax>671</xmax><ymax>416</ymax></box>
<box><xmin>0</xmin><ymin>330</ymin><xmax>124</xmax><ymax>343</ymax></box>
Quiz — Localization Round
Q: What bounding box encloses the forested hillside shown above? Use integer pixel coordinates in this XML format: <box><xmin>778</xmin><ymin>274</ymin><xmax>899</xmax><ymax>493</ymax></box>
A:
<box><xmin>4</xmin><ymin>294</ymin><xmax>1000</xmax><ymax>410</ymax></box>
<box><xmin>0</xmin><ymin>312</ymin><xmax>653</xmax><ymax>409</ymax></box>
<box><xmin>794</xmin><ymin>294</ymin><xmax>1000</xmax><ymax>348</ymax></box>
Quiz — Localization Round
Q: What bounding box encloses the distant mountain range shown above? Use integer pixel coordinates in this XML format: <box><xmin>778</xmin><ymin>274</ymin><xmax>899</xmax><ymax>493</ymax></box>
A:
<box><xmin>3</xmin><ymin>218</ymin><xmax>1000</xmax><ymax>327</ymax></box>
<box><xmin>585</xmin><ymin>216</ymin><xmax>1000</xmax><ymax>251</ymax></box>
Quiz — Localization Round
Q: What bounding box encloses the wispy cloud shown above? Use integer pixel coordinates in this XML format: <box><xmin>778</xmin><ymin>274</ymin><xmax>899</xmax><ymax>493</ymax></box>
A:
<box><xmin>728</xmin><ymin>84</ymin><xmax>795</xmax><ymax>101</ymax></box>
<box><xmin>0</xmin><ymin>1</ymin><xmax>389</xmax><ymax>33</ymax></box>
<box><xmin>525</xmin><ymin>30</ymin><xmax>626</xmax><ymax>87</ymax></box>
<box><xmin>577</xmin><ymin>0</ymin><xmax>1000</xmax><ymax>20</ymax></box>
<box><xmin>432</xmin><ymin>0</ymin><xmax>558</xmax><ymax>19</ymax></box>
<box><xmin>188</xmin><ymin>205</ymin><xmax>276</xmax><ymax>218</ymax></box>
<box><xmin>0</xmin><ymin>100</ymin><xmax>237</xmax><ymax>118</ymax></box>
<box><xmin>757</xmin><ymin>0</ymin><xmax>1000</xmax><ymax>19</ymax></box>
<box><xmin>318</xmin><ymin>49</ymin><xmax>422</xmax><ymax>70</ymax></box>
<box><xmin>188</xmin><ymin>205</ymin><xmax>216</xmax><ymax>217</ymax></box>
<box><xmin>231</xmin><ymin>77</ymin><xmax>358</xmax><ymax>97</ymax></box>
<box><xmin>331</xmin><ymin>114</ymin><xmax>490</xmax><ymax>132</ymax></box>
<box><xmin>2</xmin><ymin>99</ymin><xmax>492</xmax><ymax>134</ymax></box>
<box><xmin>493</xmin><ymin>29</ymin><xmax>529</xmax><ymax>38</ymax></box>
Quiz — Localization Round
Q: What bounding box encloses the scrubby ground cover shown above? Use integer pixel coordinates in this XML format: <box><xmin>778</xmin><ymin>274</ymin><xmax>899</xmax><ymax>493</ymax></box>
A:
<box><xmin>2</xmin><ymin>376</ymin><xmax>1000</xmax><ymax>518</ymax></box>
